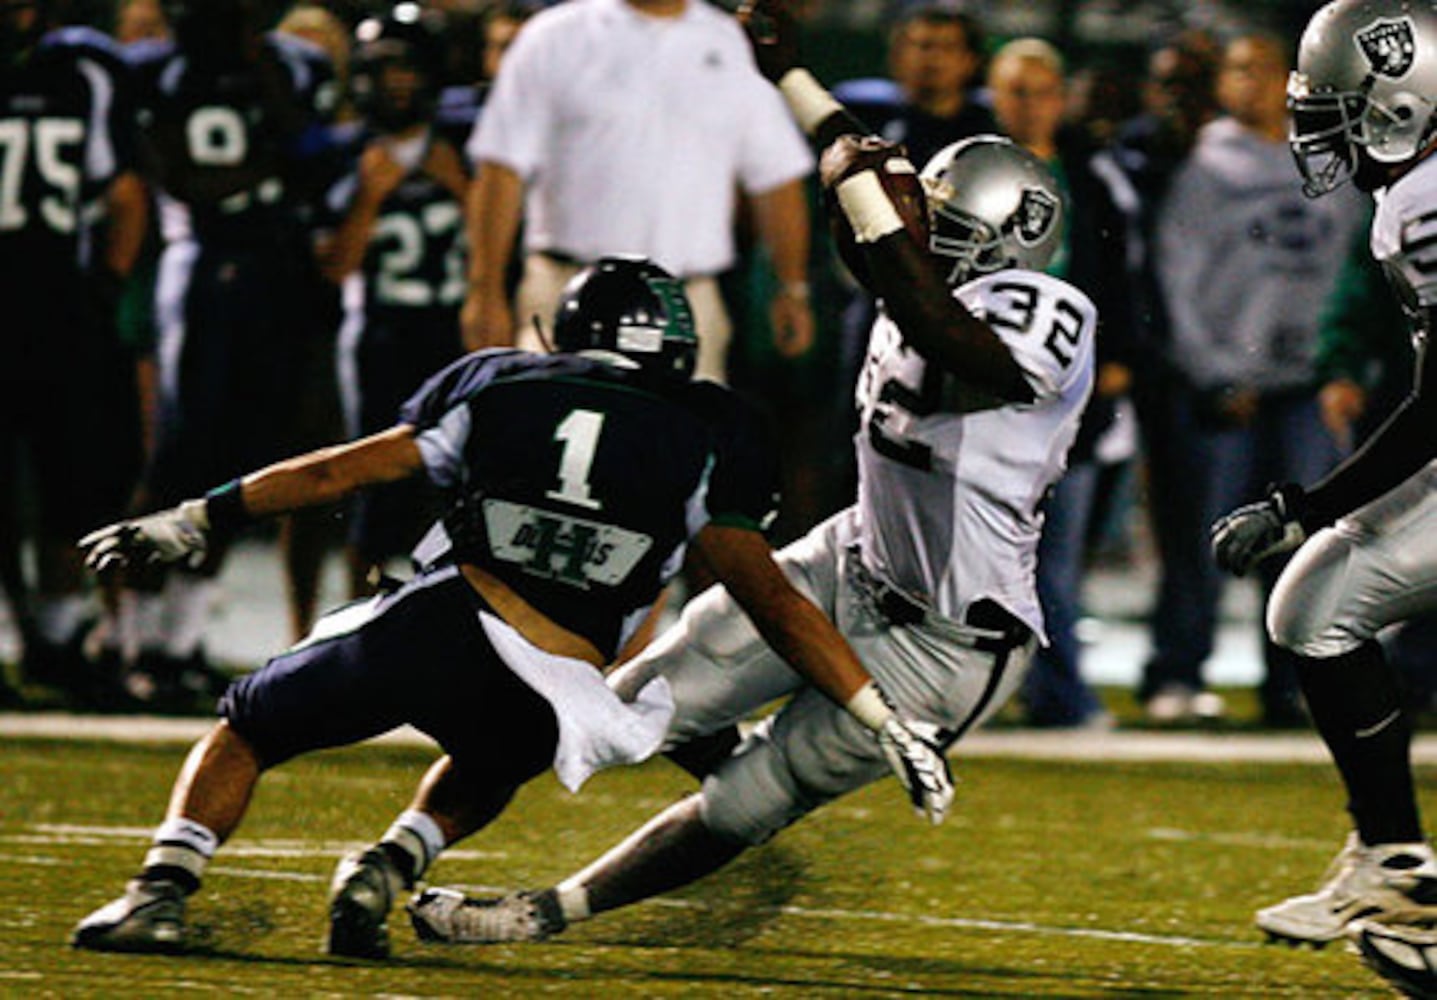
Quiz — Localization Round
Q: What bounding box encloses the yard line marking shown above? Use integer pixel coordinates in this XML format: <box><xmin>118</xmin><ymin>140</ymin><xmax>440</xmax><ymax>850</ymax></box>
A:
<box><xmin>9</xmin><ymin>712</ymin><xmax>1437</xmax><ymax>763</ymax></box>
<box><xmin>1146</xmin><ymin>828</ymin><xmax>1338</xmax><ymax>851</ymax></box>
<box><xmin>438</xmin><ymin>882</ymin><xmax>1262</xmax><ymax>952</ymax></box>
<box><xmin>9</xmin><ymin>826</ymin><xmax>503</xmax><ymax>861</ymax></box>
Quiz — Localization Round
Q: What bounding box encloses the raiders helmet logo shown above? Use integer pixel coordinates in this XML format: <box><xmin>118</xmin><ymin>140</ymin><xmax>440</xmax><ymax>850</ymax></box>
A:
<box><xmin>1356</xmin><ymin>16</ymin><xmax>1416</xmax><ymax>79</ymax></box>
<box><xmin>1014</xmin><ymin>187</ymin><xmax>1058</xmax><ymax>247</ymax></box>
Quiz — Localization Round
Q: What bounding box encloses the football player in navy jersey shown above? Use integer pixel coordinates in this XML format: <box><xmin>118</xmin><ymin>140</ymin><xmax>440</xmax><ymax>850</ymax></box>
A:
<box><xmin>0</xmin><ymin>0</ymin><xmax>148</xmax><ymax>701</ymax></box>
<box><xmin>123</xmin><ymin>0</ymin><xmax>341</xmax><ymax>683</ymax></box>
<box><xmin>320</xmin><ymin>4</ymin><xmax>468</xmax><ymax>596</ymax></box>
<box><xmin>1207</xmin><ymin>0</ymin><xmax>1437</xmax><ymax>983</ymax></box>
<box><xmin>69</xmin><ymin>257</ymin><xmax>953</xmax><ymax>959</ymax></box>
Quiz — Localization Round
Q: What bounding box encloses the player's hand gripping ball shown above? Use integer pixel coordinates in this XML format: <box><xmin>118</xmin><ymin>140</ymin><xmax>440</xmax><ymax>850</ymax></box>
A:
<box><xmin>820</xmin><ymin>135</ymin><xmax>930</xmax><ymax>289</ymax></box>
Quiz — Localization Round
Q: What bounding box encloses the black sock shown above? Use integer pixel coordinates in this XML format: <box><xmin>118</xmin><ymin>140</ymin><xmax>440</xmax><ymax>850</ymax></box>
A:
<box><xmin>1296</xmin><ymin>640</ymin><xmax>1423</xmax><ymax>845</ymax></box>
<box><xmin>139</xmin><ymin>864</ymin><xmax>199</xmax><ymax>896</ymax></box>
<box><xmin>378</xmin><ymin>841</ymin><xmax>418</xmax><ymax>888</ymax></box>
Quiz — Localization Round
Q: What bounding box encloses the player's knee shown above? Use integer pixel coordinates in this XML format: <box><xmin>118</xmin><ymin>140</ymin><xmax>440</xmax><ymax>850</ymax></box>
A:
<box><xmin>1266</xmin><ymin>590</ymin><xmax>1363</xmax><ymax>659</ymax></box>
<box><xmin>698</xmin><ymin>741</ymin><xmax>811</xmax><ymax>846</ymax></box>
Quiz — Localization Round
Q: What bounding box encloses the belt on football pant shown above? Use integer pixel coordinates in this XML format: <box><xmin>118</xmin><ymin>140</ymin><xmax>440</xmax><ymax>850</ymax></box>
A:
<box><xmin>850</xmin><ymin>557</ymin><xmax>1030</xmax><ymax>654</ymax></box>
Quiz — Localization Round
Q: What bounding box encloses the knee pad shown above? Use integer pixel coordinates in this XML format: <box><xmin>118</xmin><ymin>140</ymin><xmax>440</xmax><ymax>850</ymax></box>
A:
<box><xmin>697</xmin><ymin>724</ymin><xmax>813</xmax><ymax>846</ymax></box>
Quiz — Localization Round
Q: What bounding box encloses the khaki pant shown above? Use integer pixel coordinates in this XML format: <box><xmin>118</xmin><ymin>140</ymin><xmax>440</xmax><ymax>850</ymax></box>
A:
<box><xmin>516</xmin><ymin>253</ymin><xmax>733</xmax><ymax>384</ymax></box>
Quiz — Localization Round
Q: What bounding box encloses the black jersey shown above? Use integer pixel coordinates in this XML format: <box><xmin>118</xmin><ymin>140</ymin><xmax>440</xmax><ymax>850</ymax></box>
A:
<box><xmin>0</xmin><ymin>27</ymin><xmax>137</xmax><ymax>280</ymax></box>
<box><xmin>401</xmin><ymin>349</ymin><xmax>780</xmax><ymax>659</ymax></box>
<box><xmin>325</xmin><ymin>128</ymin><xmax>467</xmax><ymax>322</ymax></box>
<box><xmin>127</xmin><ymin>32</ymin><xmax>335</xmax><ymax>245</ymax></box>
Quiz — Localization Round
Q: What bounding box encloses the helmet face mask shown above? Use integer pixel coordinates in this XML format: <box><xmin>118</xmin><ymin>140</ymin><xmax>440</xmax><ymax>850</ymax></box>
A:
<box><xmin>1290</xmin><ymin>0</ymin><xmax>1437</xmax><ymax>197</ymax></box>
<box><xmin>552</xmin><ymin>257</ymin><xmax>698</xmax><ymax>380</ymax></box>
<box><xmin>353</xmin><ymin>4</ymin><xmax>444</xmax><ymax>132</ymax></box>
<box><xmin>920</xmin><ymin>135</ymin><xmax>1064</xmax><ymax>286</ymax></box>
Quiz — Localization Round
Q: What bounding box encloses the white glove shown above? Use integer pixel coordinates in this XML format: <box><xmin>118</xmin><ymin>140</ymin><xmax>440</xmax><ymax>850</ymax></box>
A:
<box><xmin>877</xmin><ymin>716</ymin><xmax>955</xmax><ymax>825</ymax></box>
<box><xmin>1211</xmin><ymin>484</ymin><xmax>1309</xmax><ymax>577</ymax></box>
<box><xmin>79</xmin><ymin>500</ymin><xmax>211</xmax><ymax>573</ymax></box>
<box><xmin>846</xmin><ymin>680</ymin><xmax>954</xmax><ymax>825</ymax></box>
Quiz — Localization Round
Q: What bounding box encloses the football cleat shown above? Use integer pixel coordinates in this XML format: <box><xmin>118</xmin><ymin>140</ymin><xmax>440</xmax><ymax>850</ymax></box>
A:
<box><xmin>325</xmin><ymin>847</ymin><xmax>406</xmax><ymax>959</ymax></box>
<box><xmin>407</xmin><ymin>887</ymin><xmax>565</xmax><ymax>945</ymax></box>
<box><xmin>1256</xmin><ymin>835</ymin><xmax>1437</xmax><ymax>946</ymax></box>
<box><xmin>71</xmin><ymin>878</ymin><xmax>187</xmax><ymax>953</ymax></box>
<box><xmin>1350</xmin><ymin>919</ymin><xmax>1437</xmax><ymax>999</ymax></box>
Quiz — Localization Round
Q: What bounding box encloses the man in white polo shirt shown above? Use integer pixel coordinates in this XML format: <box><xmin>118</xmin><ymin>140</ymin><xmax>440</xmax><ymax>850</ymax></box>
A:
<box><xmin>461</xmin><ymin>0</ymin><xmax>815</xmax><ymax>383</ymax></box>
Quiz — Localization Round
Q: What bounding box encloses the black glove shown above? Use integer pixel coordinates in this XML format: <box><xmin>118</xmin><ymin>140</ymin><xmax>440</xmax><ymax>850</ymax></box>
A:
<box><xmin>1211</xmin><ymin>483</ymin><xmax>1310</xmax><ymax>577</ymax></box>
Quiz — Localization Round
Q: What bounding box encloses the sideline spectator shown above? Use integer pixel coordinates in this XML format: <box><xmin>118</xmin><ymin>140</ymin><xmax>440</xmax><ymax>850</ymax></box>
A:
<box><xmin>460</xmin><ymin>0</ymin><xmax>815</xmax><ymax>384</ymax></box>
<box><xmin>1149</xmin><ymin>31</ymin><xmax>1362</xmax><ymax>725</ymax></box>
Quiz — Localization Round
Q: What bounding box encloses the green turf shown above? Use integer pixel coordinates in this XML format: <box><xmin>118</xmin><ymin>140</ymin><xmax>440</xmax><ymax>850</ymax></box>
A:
<box><xmin>0</xmin><ymin>736</ymin><xmax>1414</xmax><ymax>997</ymax></box>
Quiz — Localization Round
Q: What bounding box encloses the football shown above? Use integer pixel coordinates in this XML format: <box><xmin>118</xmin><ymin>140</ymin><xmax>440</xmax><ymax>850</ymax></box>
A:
<box><xmin>826</xmin><ymin>154</ymin><xmax>931</xmax><ymax>290</ymax></box>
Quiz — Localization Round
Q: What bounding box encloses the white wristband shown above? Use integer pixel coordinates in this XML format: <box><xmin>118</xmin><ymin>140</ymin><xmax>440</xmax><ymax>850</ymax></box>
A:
<box><xmin>845</xmin><ymin>680</ymin><xmax>895</xmax><ymax>732</ymax></box>
<box><xmin>179</xmin><ymin>498</ymin><xmax>211</xmax><ymax>531</ymax></box>
<box><xmin>835</xmin><ymin>172</ymin><xmax>906</xmax><ymax>244</ymax></box>
<box><xmin>777</xmin><ymin>68</ymin><xmax>844</xmax><ymax>137</ymax></box>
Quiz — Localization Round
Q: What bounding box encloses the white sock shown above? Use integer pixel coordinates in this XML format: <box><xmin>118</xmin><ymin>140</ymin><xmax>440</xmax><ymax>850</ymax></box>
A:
<box><xmin>381</xmin><ymin>809</ymin><xmax>445</xmax><ymax>882</ymax></box>
<box><xmin>144</xmin><ymin>817</ymin><xmax>219</xmax><ymax>887</ymax></box>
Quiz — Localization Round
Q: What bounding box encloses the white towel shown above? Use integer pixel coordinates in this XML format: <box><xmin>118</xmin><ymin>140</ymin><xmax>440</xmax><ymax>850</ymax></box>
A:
<box><xmin>478</xmin><ymin>611</ymin><xmax>675</xmax><ymax>792</ymax></box>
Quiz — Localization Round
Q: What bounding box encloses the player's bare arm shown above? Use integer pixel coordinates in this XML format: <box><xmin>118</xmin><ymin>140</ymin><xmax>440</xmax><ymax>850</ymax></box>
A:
<box><xmin>79</xmin><ymin>427</ymin><xmax>424</xmax><ymax>575</ymax></box>
<box><xmin>461</xmin><ymin>160</ymin><xmax>524</xmax><ymax>351</ymax></box>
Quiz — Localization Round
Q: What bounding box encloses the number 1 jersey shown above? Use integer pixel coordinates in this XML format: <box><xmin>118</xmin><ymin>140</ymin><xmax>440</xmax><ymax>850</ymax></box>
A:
<box><xmin>855</xmin><ymin>270</ymin><xmax>1097</xmax><ymax>639</ymax></box>
<box><xmin>401</xmin><ymin>349</ymin><xmax>781</xmax><ymax>660</ymax></box>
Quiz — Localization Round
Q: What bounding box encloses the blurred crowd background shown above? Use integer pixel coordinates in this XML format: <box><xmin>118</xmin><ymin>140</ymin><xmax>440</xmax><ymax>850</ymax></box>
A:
<box><xmin>5</xmin><ymin>0</ymin><xmax>1428</xmax><ymax>732</ymax></box>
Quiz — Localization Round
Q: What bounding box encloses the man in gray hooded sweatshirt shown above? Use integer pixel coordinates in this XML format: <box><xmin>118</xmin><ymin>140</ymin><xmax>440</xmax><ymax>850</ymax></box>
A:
<box><xmin>1146</xmin><ymin>31</ymin><xmax>1363</xmax><ymax>726</ymax></box>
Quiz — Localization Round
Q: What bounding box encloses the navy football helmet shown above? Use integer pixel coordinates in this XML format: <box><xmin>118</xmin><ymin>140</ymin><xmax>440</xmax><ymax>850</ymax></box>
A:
<box><xmin>352</xmin><ymin>2</ymin><xmax>446</xmax><ymax>131</ymax></box>
<box><xmin>553</xmin><ymin>257</ymin><xmax>698</xmax><ymax>379</ymax></box>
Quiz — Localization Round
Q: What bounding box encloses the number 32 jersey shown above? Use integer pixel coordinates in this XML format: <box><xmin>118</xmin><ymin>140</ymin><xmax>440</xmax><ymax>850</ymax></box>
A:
<box><xmin>855</xmin><ymin>270</ymin><xmax>1097</xmax><ymax>640</ymax></box>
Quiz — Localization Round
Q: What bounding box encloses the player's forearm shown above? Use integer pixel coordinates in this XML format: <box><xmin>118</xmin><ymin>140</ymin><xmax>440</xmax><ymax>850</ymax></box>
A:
<box><xmin>861</xmin><ymin>232</ymin><xmax>1035</xmax><ymax>403</ymax></box>
<box><xmin>775</xmin><ymin>68</ymin><xmax>870</xmax><ymax>147</ymax></box>
<box><xmin>744</xmin><ymin>583</ymin><xmax>870</xmax><ymax>705</ymax></box>
<box><xmin>749</xmin><ymin>180</ymin><xmax>810</xmax><ymax>295</ymax></box>
<box><xmin>103</xmin><ymin>172</ymin><xmax>149</xmax><ymax>279</ymax></box>
<box><xmin>466</xmin><ymin>160</ymin><xmax>523</xmax><ymax>292</ymax></box>
<box><xmin>221</xmin><ymin>427</ymin><xmax>423</xmax><ymax>523</ymax></box>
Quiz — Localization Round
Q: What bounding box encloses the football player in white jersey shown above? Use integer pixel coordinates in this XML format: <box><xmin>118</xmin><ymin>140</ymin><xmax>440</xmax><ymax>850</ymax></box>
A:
<box><xmin>1208</xmin><ymin>0</ymin><xmax>1437</xmax><ymax>982</ymax></box>
<box><xmin>406</xmin><ymin>0</ymin><xmax>1098</xmax><ymax>946</ymax></box>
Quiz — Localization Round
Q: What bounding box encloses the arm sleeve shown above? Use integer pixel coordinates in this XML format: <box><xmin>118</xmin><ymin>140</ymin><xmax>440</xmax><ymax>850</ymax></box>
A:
<box><xmin>1305</xmin><ymin>310</ymin><xmax>1437</xmax><ymax>527</ymax></box>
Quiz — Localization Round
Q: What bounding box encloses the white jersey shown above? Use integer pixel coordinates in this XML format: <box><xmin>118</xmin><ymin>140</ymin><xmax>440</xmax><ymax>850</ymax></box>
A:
<box><xmin>854</xmin><ymin>270</ymin><xmax>1097</xmax><ymax>640</ymax></box>
<box><xmin>1373</xmin><ymin>152</ymin><xmax>1437</xmax><ymax>321</ymax></box>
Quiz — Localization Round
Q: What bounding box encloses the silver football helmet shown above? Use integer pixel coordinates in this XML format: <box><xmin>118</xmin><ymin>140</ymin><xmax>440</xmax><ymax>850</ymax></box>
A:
<box><xmin>1289</xmin><ymin>0</ymin><xmax>1437</xmax><ymax>197</ymax></box>
<box><xmin>919</xmin><ymin>135</ymin><xmax>1065</xmax><ymax>286</ymax></box>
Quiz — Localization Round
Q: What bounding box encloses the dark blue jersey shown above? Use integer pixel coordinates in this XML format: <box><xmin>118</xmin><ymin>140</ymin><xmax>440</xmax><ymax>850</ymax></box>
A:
<box><xmin>325</xmin><ymin>127</ymin><xmax>467</xmax><ymax>321</ymax></box>
<box><xmin>0</xmin><ymin>27</ymin><xmax>137</xmax><ymax>279</ymax></box>
<box><xmin>127</xmin><ymin>32</ymin><xmax>335</xmax><ymax>245</ymax></box>
<box><xmin>401</xmin><ymin>349</ymin><xmax>780</xmax><ymax>658</ymax></box>
<box><xmin>831</xmin><ymin>77</ymin><xmax>997</xmax><ymax>175</ymax></box>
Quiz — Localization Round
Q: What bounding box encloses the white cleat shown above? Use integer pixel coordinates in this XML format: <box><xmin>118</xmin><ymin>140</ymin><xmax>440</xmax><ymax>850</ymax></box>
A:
<box><xmin>71</xmin><ymin>878</ymin><xmax>187</xmax><ymax>954</ymax></box>
<box><xmin>1256</xmin><ymin>835</ymin><xmax>1437</xmax><ymax>946</ymax></box>
<box><xmin>407</xmin><ymin>887</ymin><xmax>565</xmax><ymax>945</ymax></box>
<box><xmin>1349</xmin><ymin>919</ymin><xmax>1437</xmax><ymax>999</ymax></box>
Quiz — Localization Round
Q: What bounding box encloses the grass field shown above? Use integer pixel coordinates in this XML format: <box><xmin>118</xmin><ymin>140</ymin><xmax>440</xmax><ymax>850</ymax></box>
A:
<box><xmin>1</xmin><ymin>735</ymin><xmax>1424</xmax><ymax>998</ymax></box>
